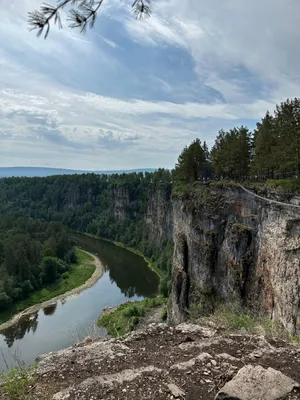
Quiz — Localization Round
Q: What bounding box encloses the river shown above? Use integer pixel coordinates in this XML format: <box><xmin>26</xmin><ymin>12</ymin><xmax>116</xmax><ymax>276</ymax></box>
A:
<box><xmin>0</xmin><ymin>233</ymin><xmax>159</xmax><ymax>370</ymax></box>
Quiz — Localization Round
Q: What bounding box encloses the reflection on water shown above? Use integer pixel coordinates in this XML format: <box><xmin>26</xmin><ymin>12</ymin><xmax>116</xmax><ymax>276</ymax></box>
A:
<box><xmin>2</xmin><ymin>313</ymin><xmax>39</xmax><ymax>348</ymax></box>
<box><xmin>72</xmin><ymin>233</ymin><xmax>158</xmax><ymax>299</ymax></box>
<box><xmin>43</xmin><ymin>303</ymin><xmax>57</xmax><ymax>316</ymax></box>
<box><xmin>0</xmin><ymin>234</ymin><xmax>159</xmax><ymax>369</ymax></box>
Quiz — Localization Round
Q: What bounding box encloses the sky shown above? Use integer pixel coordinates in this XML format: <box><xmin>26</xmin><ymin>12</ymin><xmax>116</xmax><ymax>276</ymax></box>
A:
<box><xmin>1</xmin><ymin>0</ymin><xmax>300</xmax><ymax>170</ymax></box>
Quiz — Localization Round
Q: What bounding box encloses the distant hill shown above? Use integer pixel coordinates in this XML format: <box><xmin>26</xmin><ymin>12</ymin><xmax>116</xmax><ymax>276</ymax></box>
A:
<box><xmin>0</xmin><ymin>167</ymin><xmax>156</xmax><ymax>178</ymax></box>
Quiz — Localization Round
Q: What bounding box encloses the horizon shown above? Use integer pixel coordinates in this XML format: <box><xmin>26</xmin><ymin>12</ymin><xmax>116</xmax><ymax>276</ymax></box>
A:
<box><xmin>1</xmin><ymin>1</ymin><xmax>300</xmax><ymax>170</ymax></box>
<box><xmin>0</xmin><ymin>166</ymin><xmax>157</xmax><ymax>171</ymax></box>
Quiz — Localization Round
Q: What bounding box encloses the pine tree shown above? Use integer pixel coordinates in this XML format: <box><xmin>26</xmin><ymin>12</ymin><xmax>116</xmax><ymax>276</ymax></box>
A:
<box><xmin>211</xmin><ymin>126</ymin><xmax>251</xmax><ymax>179</ymax></box>
<box><xmin>252</xmin><ymin>112</ymin><xmax>277</xmax><ymax>177</ymax></box>
<box><xmin>274</xmin><ymin>98</ymin><xmax>300</xmax><ymax>175</ymax></box>
<box><xmin>174</xmin><ymin>139</ymin><xmax>206</xmax><ymax>182</ymax></box>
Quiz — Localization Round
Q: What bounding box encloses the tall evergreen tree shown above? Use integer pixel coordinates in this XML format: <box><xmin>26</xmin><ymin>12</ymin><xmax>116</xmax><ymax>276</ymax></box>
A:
<box><xmin>174</xmin><ymin>139</ymin><xmax>206</xmax><ymax>182</ymax></box>
<box><xmin>211</xmin><ymin>126</ymin><xmax>251</xmax><ymax>179</ymax></box>
<box><xmin>274</xmin><ymin>98</ymin><xmax>300</xmax><ymax>175</ymax></box>
<box><xmin>252</xmin><ymin>112</ymin><xmax>277</xmax><ymax>177</ymax></box>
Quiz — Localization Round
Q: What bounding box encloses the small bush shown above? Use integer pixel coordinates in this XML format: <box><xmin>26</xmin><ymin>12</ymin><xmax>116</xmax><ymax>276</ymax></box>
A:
<box><xmin>161</xmin><ymin>307</ymin><xmax>167</xmax><ymax>321</ymax></box>
<box><xmin>123</xmin><ymin>305</ymin><xmax>145</xmax><ymax>318</ymax></box>
<box><xmin>1</xmin><ymin>362</ymin><xmax>35</xmax><ymax>400</ymax></box>
<box><xmin>159</xmin><ymin>275</ymin><xmax>172</xmax><ymax>298</ymax></box>
<box><xmin>62</xmin><ymin>272</ymin><xmax>70</xmax><ymax>280</ymax></box>
<box><xmin>98</xmin><ymin>297</ymin><xmax>166</xmax><ymax>337</ymax></box>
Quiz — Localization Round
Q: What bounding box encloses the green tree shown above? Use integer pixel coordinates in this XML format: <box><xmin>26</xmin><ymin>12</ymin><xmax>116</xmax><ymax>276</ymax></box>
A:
<box><xmin>252</xmin><ymin>112</ymin><xmax>277</xmax><ymax>176</ymax></box>
<box><xmin>41</xmin><ymin>257</ymin><xmax>59</xmax><ymax>284</ymax></box>
<box><xmin>42</xmin><ymin>236</ymin><xmax>57</xmax><ymax>258</ymax></box>
<box><xmin>211</xmin><ymin>126</ymin><xmax>251</xmax><ymax>179</ymax></box>
<box><xmin>274</xmin><ymin>98</ymin><xmax>300</xmax><ymax>175</ymax></box>
<box><xmin>174</xmin><ymin>139</ymin><xmax>206</xmax><ymax>182</ymax></box>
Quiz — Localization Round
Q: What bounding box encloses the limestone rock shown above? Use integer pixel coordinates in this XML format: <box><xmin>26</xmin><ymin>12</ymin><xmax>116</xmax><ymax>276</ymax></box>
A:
<box><xmin>167</xmin><ymin>383</ymin><xmax>185</xmax><ymax>398</ymax></box>
<box><xmin>215</xmin><ymin>365</ymin><xmax>300</xmax><ymax>400</ymax></box>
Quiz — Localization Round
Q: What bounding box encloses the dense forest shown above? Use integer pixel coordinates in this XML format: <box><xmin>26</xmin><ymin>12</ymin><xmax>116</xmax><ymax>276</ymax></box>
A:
<box><xmin>0</xmin><ymin>170</ymin><xmax>174</xmax><ymax>295</ymax></box>
<box><xmin>0</xmin><ymin>217</ymin><xmax>76</xmax><ymax>311</ymax></box>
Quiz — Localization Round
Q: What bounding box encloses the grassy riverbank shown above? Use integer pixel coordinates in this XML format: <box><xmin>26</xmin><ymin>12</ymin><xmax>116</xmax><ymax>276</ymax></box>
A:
<box><xmin>0</xmin><ymin>249</ymin><xmax>95</xmax><ymax>325</ymax></box>
<box><xmin>98</xmin><ymin>297</ymin><xmax>166</xmax><ymax>337</ymax></box>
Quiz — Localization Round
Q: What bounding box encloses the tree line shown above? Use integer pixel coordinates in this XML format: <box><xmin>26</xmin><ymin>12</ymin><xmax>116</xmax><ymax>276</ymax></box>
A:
<box><xmin>174</xmin><ymin>97</ymin><xmax>300</xmax><ymax>181</ymax></box>
<box><xmin>0</xmin><ymin>216</ymin><xmax>76</xmax><ymax>311</ymax></box>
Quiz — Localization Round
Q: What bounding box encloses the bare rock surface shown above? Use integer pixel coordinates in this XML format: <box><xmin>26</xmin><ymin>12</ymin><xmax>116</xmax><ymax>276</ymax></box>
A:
<box><xmin>1</xmin><ymin>323</ymin><xmax>299</xmax><ymax>400</ymax></box>
<box><xmin>215</xmin><ymin>365</ymin><xmax>300</xmax><ymax>400</ymax></box>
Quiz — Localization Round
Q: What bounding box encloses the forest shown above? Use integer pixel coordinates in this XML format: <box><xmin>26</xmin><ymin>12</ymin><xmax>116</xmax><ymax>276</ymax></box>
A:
<box><xmin>0</xmin><ymin>216</ymin><xmax>76</xmax><ymax>312</ymax></box>
<box><xmin>0</xmin><ymin>170</ymin><xmax>174</xmax><ymax>304</ymax></box>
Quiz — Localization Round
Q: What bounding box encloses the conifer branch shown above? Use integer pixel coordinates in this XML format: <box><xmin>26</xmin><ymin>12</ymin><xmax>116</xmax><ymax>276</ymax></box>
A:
<box><xmin>28</xmin><ymin>0</ymin><xmax>151</xmax><ymax>39</ymax></box>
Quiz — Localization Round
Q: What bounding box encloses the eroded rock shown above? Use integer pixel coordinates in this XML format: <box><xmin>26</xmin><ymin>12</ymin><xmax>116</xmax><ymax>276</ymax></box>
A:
<box><xmin>215</xmin><ymin>365</ymin><xmax>300</xmax><ymax>400</ymax></box>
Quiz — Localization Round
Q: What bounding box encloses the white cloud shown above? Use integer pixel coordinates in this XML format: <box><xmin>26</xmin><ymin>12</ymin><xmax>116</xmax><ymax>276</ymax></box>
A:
<box><xmin>1</xmin><ymin>0</ymin><xmax>300</xmax><ymax>169</ymax></box>
<box><xmin>119</xmin><ymin>0</ymin><xmax>300</xmax><ymax>103</ymax></box>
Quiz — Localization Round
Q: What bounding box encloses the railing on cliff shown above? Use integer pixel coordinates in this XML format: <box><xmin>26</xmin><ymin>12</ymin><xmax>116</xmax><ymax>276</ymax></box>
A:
<box><xmin>238</xmin><ymin>184</ymin><xmax>300</xmax><ymax>209</ymax></box>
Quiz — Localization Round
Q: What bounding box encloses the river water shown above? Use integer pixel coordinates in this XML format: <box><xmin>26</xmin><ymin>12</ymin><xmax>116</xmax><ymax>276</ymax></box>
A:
<box><xmin>0</xmin><ymin>233</ymin><xmax>159</xmax><ymax>370</ymax></box>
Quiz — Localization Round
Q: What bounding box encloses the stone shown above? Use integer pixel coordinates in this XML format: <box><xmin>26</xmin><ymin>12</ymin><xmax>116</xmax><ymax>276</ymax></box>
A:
<box><xmin>217</xmin><ymin>353</ymin><xmax>240</xmax><ymax>362</ymax></box>
<box><xmin>167</xmin><ymin>383</ymin><xmax>185</xmax><ymax>398</ymax></box>
<box><xmin>215</xmin><ymin>365</ymin><xmax>300</xmax><ymax>400</ymax></box>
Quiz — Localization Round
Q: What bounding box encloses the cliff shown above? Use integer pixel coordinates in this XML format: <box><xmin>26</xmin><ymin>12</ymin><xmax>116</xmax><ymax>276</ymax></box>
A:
<box><xmin>99</xmin><ymin>181</ymin><xmax>300</xmax><ymax>337</ymax></box>
<box><xmin>170</xmin><ymin>183</ymin><xmax>300</xmax><ymax>336</ymax></box>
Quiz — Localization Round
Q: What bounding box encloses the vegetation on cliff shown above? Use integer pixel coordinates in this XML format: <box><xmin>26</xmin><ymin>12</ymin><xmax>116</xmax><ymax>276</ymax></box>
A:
<box><xmin>98</xmin><ymin>296</ymin><xmax>165</xmax><ymax>337</ymax></box>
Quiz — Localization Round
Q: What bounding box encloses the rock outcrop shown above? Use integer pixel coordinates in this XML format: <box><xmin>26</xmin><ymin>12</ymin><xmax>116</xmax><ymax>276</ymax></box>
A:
<box><xmin>170</xmin><ymin>184</ymin><xmax>300</xmax><ymax>336</ymax></box>
<box><xmin>8</xmin><ymin>323</ymin><xmax>299</xmax><ymax>400</ymax></box>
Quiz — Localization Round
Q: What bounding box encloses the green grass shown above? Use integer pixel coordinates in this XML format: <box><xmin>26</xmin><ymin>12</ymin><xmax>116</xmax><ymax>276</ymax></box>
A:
<box><xmin>266</xmin><ymin>179</ymin><xmax>300</xmax><ymax>193</ymax></box>
<box><xmin>172</xmin><ymin>181</ymin><xmax>192</xmax><ymax>196</ymax></box>
<box><xmin>0</xmin><ymin>248</ymin><xmax>95</xmax><ymax>324</ymax></box>
<box><xmin>98</xmin><ymin>296</ymin><xmax>166</xmax><ymax>337</ymax></box>
<box><xmin>199</xmin><ymin>304</ymin><xmax>295</xmax><ymax>341</ymax></box>
<box><xmin>0</xmin><ymin>362</ymin><xmax>36</xmax><ymax>400</ymax></box>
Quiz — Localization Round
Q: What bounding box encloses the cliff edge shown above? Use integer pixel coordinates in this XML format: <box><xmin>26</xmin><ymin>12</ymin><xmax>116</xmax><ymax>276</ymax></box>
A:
<box><xmin>3</xmin><ymin>322</ymin><xmax>299</xmax><ymax>400</ymax></box>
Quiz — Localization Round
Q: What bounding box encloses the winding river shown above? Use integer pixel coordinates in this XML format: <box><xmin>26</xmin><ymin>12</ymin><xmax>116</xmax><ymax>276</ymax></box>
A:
<box><xmin>0</xmin><ymin>233</ymin><xmax>159</xmax><ymax>370</ymax></box>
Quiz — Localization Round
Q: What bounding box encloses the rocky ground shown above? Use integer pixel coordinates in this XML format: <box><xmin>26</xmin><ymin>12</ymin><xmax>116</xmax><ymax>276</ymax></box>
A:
<box><xmin>3</xmin><ymin>322</ymin><xmax>300</xmax><ymax>400</ymax></box>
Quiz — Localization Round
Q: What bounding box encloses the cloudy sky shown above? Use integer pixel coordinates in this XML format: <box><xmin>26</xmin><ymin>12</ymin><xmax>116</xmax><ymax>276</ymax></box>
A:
<box><xmin>1</xmin><ymin>0</ymin><xmax>300</xmax><ymax>170</ymax></box>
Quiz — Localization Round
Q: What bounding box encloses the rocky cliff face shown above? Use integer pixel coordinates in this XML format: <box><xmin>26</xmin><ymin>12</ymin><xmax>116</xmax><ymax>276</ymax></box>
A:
<box><xmin>170</xmin><ymin>183</ymin><xmax>300</xmax><ymax>336</ymax></box>
<box><xmin>110</xmin><ymin>182</ymin><xmax>300</xmax><ymax>336</ymax></box>
<box><xmin>145</xmin><ymin>185</ymin><xmax>173</xmax><ymax>243</ymax></box>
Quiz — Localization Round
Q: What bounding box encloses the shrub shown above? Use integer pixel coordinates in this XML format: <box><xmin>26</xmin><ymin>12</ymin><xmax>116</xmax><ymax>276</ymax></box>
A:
<box><xmin>161</xmin><ymin>307</ymin><xmax>167</xmax><ymax>321</ymax></box>
<box><xmin>123</xmin><ymin>305</ymin><xmax>145</xmax><ymax>318</ymax></box>
<box><xmin>1</xmin><ymin>362</ymin><xmax>35</xmax><ymax>400</ymax></box>
<box><xmin>62</xmin><ymin>272</ymin><xmax>70</xmax><ymax>280</ymax></box>
<box><xmin>159</xmin><ymin>275</ymin><xmax>172</xmax><ymax>298</ymax></box>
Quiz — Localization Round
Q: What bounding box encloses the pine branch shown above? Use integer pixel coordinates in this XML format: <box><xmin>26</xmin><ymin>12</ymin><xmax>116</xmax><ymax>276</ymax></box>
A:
<box><xmin>28</xmin><ymin>0</ymin><xmax>151</xmax><ymax>39</ymax></box>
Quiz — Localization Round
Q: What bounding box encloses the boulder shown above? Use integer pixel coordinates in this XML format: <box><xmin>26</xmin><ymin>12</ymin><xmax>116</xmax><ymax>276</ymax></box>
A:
<box><xmin>215</xmin><ymin>365</ymin><xmax>300</xmax><ymax>400</ymax></box>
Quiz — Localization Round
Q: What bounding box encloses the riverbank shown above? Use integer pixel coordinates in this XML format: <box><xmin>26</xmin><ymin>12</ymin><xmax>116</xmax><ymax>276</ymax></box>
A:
<box><xmin>98</xmin><ymin>297</ymin><xmax>166</xmax><ymax>337</ymax></box>
<box><xmin>0</xmin><ymin>249</ymin><xmax>104</xmax><ymax>332</ymax></box>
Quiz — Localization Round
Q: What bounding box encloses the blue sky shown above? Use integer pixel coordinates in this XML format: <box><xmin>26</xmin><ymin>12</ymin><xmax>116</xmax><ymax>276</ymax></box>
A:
<box><xmin>1</xmin><ymin>0</ymin><xmax>300</xmax><ymax>170</ymax></box>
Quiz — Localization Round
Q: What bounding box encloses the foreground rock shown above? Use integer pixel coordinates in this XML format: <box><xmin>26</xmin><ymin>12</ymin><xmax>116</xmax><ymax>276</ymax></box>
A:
<box><xmin>216</xmin><ymin>365</ymin><xmax>299</xmax><ymax>400</ymax></box>
<box><xmin>2</xmin><ymin>323</ymin><xmax>300</xmax><ymax>400</ymax></box>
